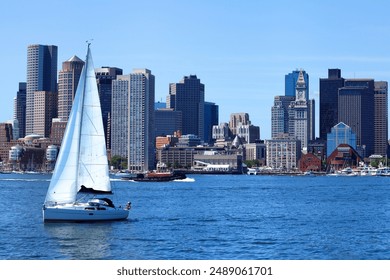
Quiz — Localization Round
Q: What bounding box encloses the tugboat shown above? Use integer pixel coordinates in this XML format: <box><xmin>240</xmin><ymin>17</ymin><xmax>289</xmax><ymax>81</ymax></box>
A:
<box><xmin>129</xmin><ymin>170</ymin><xmax>187</xmax><ymax>182</ymax></box>
<box><xmin>122</xmin><ymin>162</ymin><xmax>187</xmax><ymax>182</ymax></box>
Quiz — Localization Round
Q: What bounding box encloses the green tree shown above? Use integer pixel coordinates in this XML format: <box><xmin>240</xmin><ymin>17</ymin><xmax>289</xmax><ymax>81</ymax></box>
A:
<box><xmin>110</xmin><ymin>156</ymin><xmax>128</xmax><ymax>170</ymax></box>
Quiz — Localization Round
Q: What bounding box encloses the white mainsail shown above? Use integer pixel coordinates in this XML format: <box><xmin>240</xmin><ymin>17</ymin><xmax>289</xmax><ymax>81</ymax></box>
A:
<box><xmin>45</xmin><ymin>45</ymin><xmax>110</xmax><ymax>204</ymax></box>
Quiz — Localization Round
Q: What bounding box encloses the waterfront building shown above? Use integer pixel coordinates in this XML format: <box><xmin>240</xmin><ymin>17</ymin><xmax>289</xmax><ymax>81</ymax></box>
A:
<box><xmin>15</xmin><ymin>82</ymin><xmax>27</xmax><ymax>139</ymax></box>
<box><xmin>326</xmin><ymin>122</ymin><xmax>357</xmax><ymax>157</ymax></box>
<box><xmin>193</xmin><ymin>151</ymin><xmax>243</xmax><ymax>173</ymax></box>
<box><xmin>156</xmin><ymin>146</ymin><xmax>196</xmax><ymax>169</ymax></box>
<box><xmin>271</xmin><ymin>95</ymin><xmax>295</xmax><ymax>139</ymax></box>
<box><xmin>338</xmin><ymin>79</ymin><xmax>375</xmax><ymax>157</ymax></box>
<box><xmin>374</xmin><ymin>81</ymin><xmax>388</xmax><ymax>156</ymax></box>
<box><xmin>265</xmin><ymin>136</ymin><xmax>301</xmax><ymax>171</ymax></box>
<box><xmin>299</xmin><ymin>153</ymin><xmax>322</xmax><ymax>172</ymax></box>
<box><xmin>319</xmin><ymin>69</ymin><xmax>345</xmax><ymax>140</ymax></box>
<box><xmin>26</xmin><ymin>44</ymin><xmax>58</xmax><ymax>136</ymax></box>
<box><xmin>95</xmin><ymin>67</ymin><xmax>123</xmax><ymax>149</ymax></box>
<box><xmin>167</xmin><ymin>75</ymin><xmax>205</xmax><ymax>141</ymax></box>
<box><xmin>57</xmin><ymin>55</ymin><xmax>84</xmax><ymax>121</ymax></box>
<box><xmin>326</xmin><ymin>144</ymin><xmax>362</xmax><ymax>171</ymax></box>
<box><xmin>33</xmin><ymin>91</ymin><xmax>57</xmax><ymax>138</ymax></box>
<box><xmin>285</xmin><ymin>69</ymin><xmax>309</xmax><ymax>100</ymax></box>
<box><xmin>155</xmin><ymin>108</ymin><xmax>182</xmax><ymax>137</ymax></box>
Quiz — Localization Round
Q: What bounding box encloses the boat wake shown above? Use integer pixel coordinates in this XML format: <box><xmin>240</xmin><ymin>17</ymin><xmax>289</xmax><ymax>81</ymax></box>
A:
<box><xmin>174</xmin><ymin>177</ymin><xmax>195</xmax><ymax>182</ymax></box>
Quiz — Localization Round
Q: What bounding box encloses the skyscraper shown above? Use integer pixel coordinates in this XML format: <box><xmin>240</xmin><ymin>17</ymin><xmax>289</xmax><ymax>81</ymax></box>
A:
<box><xmin>167</xmin><ymin>75</ymin><xmax>205</xmax><ymax>141</ymax></box>
<box><xmin>128</xmin><ymin>69</ymin><xmax>155</xmax><ymax>172</ymax></box>
<box><xmin>95</xmin><ymin>66</ymin><xmax>123</xmax><ymax>149</ymax></box>
<box><xmin>374</xmin><ymin>81</ymin><xmax>388</xmax><ymax>156</ymax></box>
<box><xmin>15</xmin><ymin>82</ymin><xmax>27</xmax><ymax>139</ymax></box>
<box><xmin>111</xmin><ymin>75</ymin><xmax>130</xmax><ymax>158</ymax></box>
<box><xmin>271</xmin><ymin>95</ymin><xmax>295</xmax><ymax>139</ymax></box>
<box><xmin>288</xmin><ymin>70</ymin><xmax>311</xmax><ymax>150</ymax></box>
<box><xmin>111</xmin><ymin>69</ymin><xmax>155</xmax><ymax>172</ymax></box>
<box><xmin>58</xmin><ymin>55</ymin><xmax>84</xmax><ymax>121</ymax></box>
<box><xmin>26</xmin><ymin>44</ymin><xmax>58</xmax><ymax>136</ymax></box>
<box><xmin>204</xmin><ymin>102</ymin><xmax>219</xmax><ymax>144</ymax></box>
<box><xmin>319</xmin><ymin>69</ymin><xmax>345</xmax><ymax>140</ymax></box>
<box><xmin>33</xmin><ymin>91</ymin><xmax>57</xmax><ymax>138</ymax></box>
<box><xmin>285</xmin><ymin>69</ymin><xmax>309</xmax><ymax>100</ymax></box>
<box><xmin>338</xmin><ymin>79</ymin><xmax>375</xmax><ymax>157</ymax></box>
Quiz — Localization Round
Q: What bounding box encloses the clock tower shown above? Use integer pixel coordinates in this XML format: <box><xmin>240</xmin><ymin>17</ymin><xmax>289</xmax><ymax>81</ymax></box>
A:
<box><xmin>295</xmin><ymin>70</ymin><xmax>307</xmax><ymax>101</ymax></box>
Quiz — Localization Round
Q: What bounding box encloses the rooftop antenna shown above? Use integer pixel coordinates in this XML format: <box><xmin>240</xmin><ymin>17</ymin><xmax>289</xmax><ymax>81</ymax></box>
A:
<box><xmin>86</xmin><ymin>39</ymin><xmax>94</xmax><ymax>46</ymax></box>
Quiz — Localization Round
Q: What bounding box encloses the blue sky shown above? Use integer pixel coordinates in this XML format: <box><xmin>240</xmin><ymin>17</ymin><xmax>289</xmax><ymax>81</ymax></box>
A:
<box><xmin>2</xmin><ymin>0</ymin><xmax>390</xmax><ymax>139</ymax></box>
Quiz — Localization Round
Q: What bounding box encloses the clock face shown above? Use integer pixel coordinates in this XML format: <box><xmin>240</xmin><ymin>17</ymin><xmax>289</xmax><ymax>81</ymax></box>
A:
<box><xmin>298</xmin><ymin>90</ymin><xmax>304</xmax><ymax>98</ymax></box>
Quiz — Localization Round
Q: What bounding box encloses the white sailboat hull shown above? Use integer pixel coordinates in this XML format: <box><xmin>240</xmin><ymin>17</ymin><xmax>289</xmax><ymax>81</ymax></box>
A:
<box><xmin>43</xmin><ymin>204</ymin><xmax>129</xmax><ymax>222</ymax></box>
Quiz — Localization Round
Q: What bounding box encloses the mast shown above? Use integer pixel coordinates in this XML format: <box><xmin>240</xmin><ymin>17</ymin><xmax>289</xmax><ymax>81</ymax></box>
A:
<box><xmin>75</xmin><ymin>42</ymin><xmax>91</xmax><ymax>189</ymax></box>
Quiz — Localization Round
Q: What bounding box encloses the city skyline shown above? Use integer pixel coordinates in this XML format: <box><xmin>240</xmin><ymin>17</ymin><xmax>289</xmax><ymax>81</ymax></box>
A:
<box><xmin>2</xmin><ymin>1</ymin><xmax>390</xmax><ymax>139</ymax></box>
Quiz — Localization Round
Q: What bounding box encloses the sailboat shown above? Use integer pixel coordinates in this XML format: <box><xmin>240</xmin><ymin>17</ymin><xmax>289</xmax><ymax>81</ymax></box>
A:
<box><xmin>42</xmin><ymin>43</ymin><xmax>130</xmax><ymax>222</ymax></box>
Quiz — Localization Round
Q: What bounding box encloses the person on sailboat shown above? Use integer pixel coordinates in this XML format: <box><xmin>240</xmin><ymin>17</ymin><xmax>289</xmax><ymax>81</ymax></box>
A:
<box><xmin>125</xmin><ymin>202</ymin><xmax>131</xmax><ymax>210</ymax></box>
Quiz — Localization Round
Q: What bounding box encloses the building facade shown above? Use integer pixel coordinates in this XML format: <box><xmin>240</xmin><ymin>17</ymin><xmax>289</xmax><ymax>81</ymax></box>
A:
<box><xmin>229</xmin><ymin>113</ymin><xmax>250</xmax><ymax>136</ymax></box>
<box><xmin>265</xmin><ymin>137</ymin><xmax>301</xmax><ymax>171</ymax></box>
<box><xmin>288</xmin><ymin>70</ymin><xmax>312</xmax><ymax>150</ymax></box>
<box><xmin>167</xmin><ymin>75</ymin><xmax>205</xmax><ymax>141</ymax></box>
<box><xmin>338</xmin><ymin>79</ymin><xmax>375</xmax><ymax>157</ymax></box>
<box><xmin>212</xmin><ymin>122</ymin><xmax>231</xmax><ymax>141</ymax></box>
<box><xmin>111</xmin><ymin>75</ymin><xmax>130</xmax><ymax>158</ymax></box>
<box><xmin>326</xmin><ymin>122</ymin><xmax>357</xmax><ymax>157</ymax></box>
<box><xmin>26</xmin><ymin>44</ymin><xmax>58</xmax><ymax>136</ymax></box>
<box><xmin>285</xmin><ymin>69</ymin><xmax>309</xmax><ymax>100</ymax></box>
<box><xmin>236</xmin><ymin>123</ymin><xmax>260</xmax><ymax>144</ymax></box>
<box><xmin>95</xmin><ymin>67</ymin><xmax>123</xmax><ymax>149</ymax></box>
<box><xmin>155</xmin><ymin>108</ymin><xmax>182</xmax><ymax>137</ymax></box>
<box><xmin>127</xmin><ymin>69</ymin><xmax>155</xmax><ymax>172</ymax></box>
<box><xmin>204</xmin><ymin>102</ymin><xmax>219</xmax><ymax>145</ymax></box>
<box><xmin>15</xmin><ymin>82</ymin><xmax>27</xmax><ymax>139</ymax></box>
<box><xmin>57</xmin><ymin>55</ymin><xmax>84</xmax><ymax>121</ymax></box>
<box><xmin>319</xmin><ymin>69</ymin><xmax>345</xmax><ymax>140</ymax></box>
<box><xmin>271</xmin><ymin>95</ymin><xmax>295</xmax><ymax>139</ymax></box>
<box><xmin>33</xmin><ymin>91</ymin><xmax>57</xmax><ymax>138</ymax></box>
<box><xmin>374</xmin><ymin>81</ymin><xmax>388</xmax><ymax>156</ymax></box>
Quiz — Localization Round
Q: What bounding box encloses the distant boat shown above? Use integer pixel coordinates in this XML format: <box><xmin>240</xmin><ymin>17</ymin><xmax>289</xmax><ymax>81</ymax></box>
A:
<box><xmin>42</xmin><ymin>44</ymin><xmax>130</xmax><ymax>222</ymax></box>
<box><xmin>123</xmin><ymin>170</ymin><xmax>187</xmax><ymax>182</ymax></box>
<box><xmin>302</xmin><ymin>171</ymin><xmax>315</xmax><ymax>176</ymax></box>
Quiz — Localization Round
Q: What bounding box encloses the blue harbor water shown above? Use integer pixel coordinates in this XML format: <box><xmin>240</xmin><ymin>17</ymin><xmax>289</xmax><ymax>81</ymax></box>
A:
<box><xmin>0</xmin><ymin>173</ymin><xmax>390</xmax><ymax>260</ymax></box>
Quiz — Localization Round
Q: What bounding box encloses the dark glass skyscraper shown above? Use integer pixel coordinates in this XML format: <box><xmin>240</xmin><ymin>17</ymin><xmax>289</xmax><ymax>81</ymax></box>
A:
<box><xmin>26</xmin><ymin>44</ymin><xmax>58</xmax><ymax>136</ymax></box>
<box><xmin>15</xmin><ymin>82</ymin><xmax>27</xmax><ymax>139</ymax></box>
<box><xmin>204</xmin><ymin>102</ymin><xmax>219</xmax><ymax>144</ymax></box>
<box><xmin>95</xmin><ymin>66</ymin><xmax>123</xmax><ymax>149</ymax></box>
<box><xmin>167</xmin><ymin>75</ymin><xmax>205</xmax><ymax>141</ymax></box>
<box><xmin>285</xmin><ymin>69</ymin><xmax>309</xmax><ymax>100</ymax></box>
<box><xmin>319</xmin><ymin>69</ymin><xmax>345</xmax><ymax>140</ymax></box>
<box><xmin>338</xmin><ymin>79</ymin><xmax>375</xmax><ymax>157</ymax></box>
